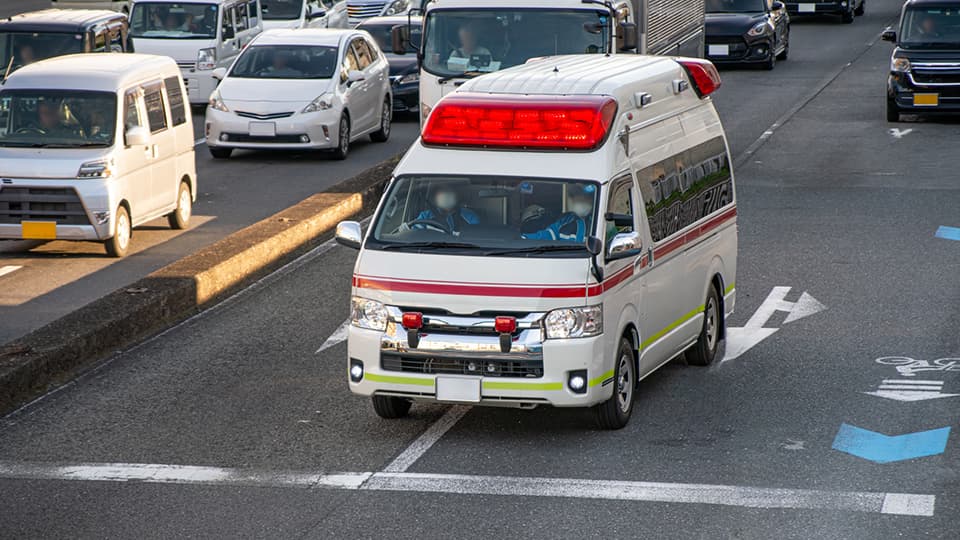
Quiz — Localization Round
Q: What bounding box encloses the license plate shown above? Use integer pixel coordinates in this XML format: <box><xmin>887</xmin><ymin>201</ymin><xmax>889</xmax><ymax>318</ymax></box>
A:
<box><xmin>22</xmin><ymin>221</ymin><xmax>56</xmax><ymax>239</ymax></box>
<box><xmin>708</xmin><ymin>44</ymin><xmax>729</xmax><ymax>57</ymax></box>
<box><xmin>798</xmin><ymin>3</ymin><xmax>816</xmax><ymax>12</ymax></box>
<box><xmin>248</xmin><ymin>122</ymin><xmax>276</xmax><ymax>137</ymax></box>
<box><xmin>436</xmin><ymin>377</ymin><xmax>481</xmax><ymax>403</ymax></box>
<box><xmin>913</xmin><ymin>93</ymin><xmax>939</xmax><ymax>106</ymax></box>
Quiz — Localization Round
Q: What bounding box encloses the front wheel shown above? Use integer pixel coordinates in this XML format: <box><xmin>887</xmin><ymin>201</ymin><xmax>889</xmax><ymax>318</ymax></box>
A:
<box><xmin>762</xmin><ymin>51</ymin><xmax>776</xmax><ymax>70</ymax></box>
<box><xmin>686</xmin><ymin>285</ymin><xmax>722</xmax><ymax>366</ymax></box>
<box><xmin>594</xmin><ymin>337</ymin><xmax>636</xmax><ymax>430</ymax></box>
<box><xmin>841</xmin><ymin>9</ymin><xmax>855</xmax><ymax>23</ymax></box>
<box><xmin>167</xmin><ymin>181</ymin><xmax>192</xmax><ymax>230</ymax></box>
<box><xmin>331</xmin><ymin>115</ymin><xmax>350</xmax><ymax>160</ymax></box>
<box><xmin>776</xmin><ymin>36</ymin><xmax>789</xmax><ymax>60</ymax></box>
<box><xmin>372</xmin><ymin>395</ymin><xmax>411</xmax><ymax>419</ymax></box>
<box><xmin>369</xmin><ymin>100</ymin><xmax>392</xmax><ymax>143</ymax></box>
<box><xmin>886</xmin><ymin>98</ymin><xmax>900</xmax><ymax>122</ymax></box>
<box><xmin>104</xmin><ymin>205</ymin><xmax>131</xmax><ymax>258</ymax></box>
<box><xmin>209</xmin><ymin>147</ymin><xmax>232</xmax><ymax>159</ymax></box>
<box><xmin>854</xmin><ymin>1</ymin><xmax>865</xmax><ymax>16</ymax></box>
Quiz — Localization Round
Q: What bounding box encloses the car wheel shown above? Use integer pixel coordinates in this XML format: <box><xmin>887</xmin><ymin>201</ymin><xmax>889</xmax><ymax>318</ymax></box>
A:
<box><xmin>686</xmin><ymin>285</ymin><xmax>722</xmax><ymax>366</ymax></box>
<box><xmin>369</xmin><ymin>99</ymin><xmax>392</xmax><ymax>143</ymax></box>
<box><xmin>762</xmin><ymin>50</ymin><xmax>776</xmax><ymax>70</ymax></box>
<box><xmin>209</xmin><ymin>147</ymin><xmax>232</xmax><ymax>159</ymax></box>
<box><xmin>371</xmin><ymin>395</ymin><xmax>412</xmax><ymax>419</ymax></box>
<box><xmin>331</xmin><ymin>115</ymin><xmax>350</xmax><ymax>160</ymax></box>
<box><xmin>594</xmin><ymin>336</ymin><xmax>636</xmax><ymax>430</ymax></box>
<box><xmin>854</xmin><ymin>1</ymin><xmax>865</xmax><ymax>16</ymax></box>
<box><xmin>886</xmin><ymin>98</ymin><xmax>901</xmax><ymax>122</ymax></box>
<box><xmin>841</xmin><ymin>8</ymin><xmax>855</xmax><ymax>23</ymax></box>
<box><xmin>776</xmin><ymin>35</ymin><xmax>789</xmax><ymax>60</ymax></box>
<box><xmin>167</xmin><ymin>181</ymin><xmax>192</xmax><ymax>230</ymax></box>
<box><xmin>104</xmin><ymin>205</ymin><xmax>131</xmax><ymax>258</ymax></box>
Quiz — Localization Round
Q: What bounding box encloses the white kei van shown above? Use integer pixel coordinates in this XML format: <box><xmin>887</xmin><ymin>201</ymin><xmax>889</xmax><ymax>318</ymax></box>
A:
<box><xmin>336</xmin><ymin>55</ymin><xmax>737</xmax><ymax>429</ymax></box>
<box><xmin>129</xmin><ymin>0</ymin><xmax>264</xmax><ymax>105</ymax></box>
<box><xmin>0</xmin><ymin>54</ymin><xmax>197</xmax><ymax>257</ymax></box>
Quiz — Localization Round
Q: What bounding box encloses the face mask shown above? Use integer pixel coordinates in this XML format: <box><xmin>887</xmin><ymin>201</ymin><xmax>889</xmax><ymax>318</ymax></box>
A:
<box><xmin>571</xmin><ymin>201</ymin><xmax>592</xmax><ymax>218</ymax></box>
<box><xmin>435</xmin><ymin>192</ymin><xmax>457</xmax><ymax>211</ymax></box>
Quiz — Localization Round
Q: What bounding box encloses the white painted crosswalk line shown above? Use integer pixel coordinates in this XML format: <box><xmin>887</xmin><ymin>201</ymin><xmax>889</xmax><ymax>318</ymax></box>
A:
<box><xmin>0</xmin><ymin>265</ymin><xmax>22</xmax><ymax>278</ymax></box>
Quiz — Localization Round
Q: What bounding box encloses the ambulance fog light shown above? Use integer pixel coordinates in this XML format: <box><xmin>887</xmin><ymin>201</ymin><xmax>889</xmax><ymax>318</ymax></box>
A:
<box><xmin>568</xmin><ymin>370</ymin><xmax>588</xmax><ymax>394</ymax></box>
<box><xmin>350</xmin><ymin>359</ymin><xmax>364</xmax><ymax>382</ymax></box>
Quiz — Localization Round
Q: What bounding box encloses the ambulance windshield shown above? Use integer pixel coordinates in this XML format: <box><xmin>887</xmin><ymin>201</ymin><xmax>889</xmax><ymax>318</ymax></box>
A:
<box><xmin>368</xmin><ymin>175</ymin><xmax>601</xmax><ymax>256</ymax></box>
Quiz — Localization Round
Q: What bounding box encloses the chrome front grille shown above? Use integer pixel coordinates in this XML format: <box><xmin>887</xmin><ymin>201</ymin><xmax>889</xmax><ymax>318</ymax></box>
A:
<box><xmin>347</xmin><ymin>2</ymin><xmax>386</xmax><ymax>20</ymax></box>
<box><xmin>235</xmin><ymin>111</ymin><xmax>295</xmax><ymax>120</ymax></box>
<box><xmin>177</xmin><ymin>61</ymin><xmax>196</xmax><ymax>69</ymax></box>
<box><xmin>382</xmin><ymin>351</ymin><xmax>544</xmax><ymax>377</ymax></box>
<box><xmin>910</xmin><ymin>64</ymin><xmax>960</xmax><ymax>86</ymax></box>
<box><xmin>0</xmin><ymin>187</ymin><xmax>90</xmax><ymax>225</ymax></box>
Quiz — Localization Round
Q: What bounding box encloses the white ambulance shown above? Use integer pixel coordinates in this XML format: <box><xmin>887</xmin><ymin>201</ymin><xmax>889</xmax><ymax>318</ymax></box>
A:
<box><xmin>336</xmin><ymin>54</ymin><xmax>737</xmax><ymax>429</ymax></box>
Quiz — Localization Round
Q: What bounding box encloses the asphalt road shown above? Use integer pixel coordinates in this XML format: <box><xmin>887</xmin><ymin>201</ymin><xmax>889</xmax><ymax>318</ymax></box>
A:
<box><xmin>3</xmin><ymin>0</ymin><xmax>960</xmax><ymax>538</ymax></box>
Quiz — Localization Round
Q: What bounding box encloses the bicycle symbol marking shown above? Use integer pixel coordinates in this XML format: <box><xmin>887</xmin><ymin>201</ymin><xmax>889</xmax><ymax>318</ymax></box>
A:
<box><xmin>875</xmin><ymin>356</ymin><xmax>960</xmax><ymax>377</ymax></box>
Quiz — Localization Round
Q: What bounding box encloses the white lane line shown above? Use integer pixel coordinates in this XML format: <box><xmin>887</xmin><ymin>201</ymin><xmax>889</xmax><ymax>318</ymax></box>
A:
<box><xmin>316</xmin><ymin>318</ymin><xmax>350</xmax><ymax>353</ymax></box>
<box><xmin>382</xmin><ymin>405</ymin><xmax>471</xmax><ymax>473</ymax></box>
<box><xmin>0</xmin><ymin>265</ymin><xmax>22</xmax><ymax>278</ymax></box>
<box><xmin>0</xmin><ymin>461</ymin><xmax>935</xmax><ymax>517</ymax></box>
<box><xmin>194</xmin><ymin>137</ymin><xmax>206</xmax><ymax>146</ymax></box>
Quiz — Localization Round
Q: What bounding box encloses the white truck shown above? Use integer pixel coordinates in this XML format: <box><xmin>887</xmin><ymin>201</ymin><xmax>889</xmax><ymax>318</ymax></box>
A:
<box><xmin>392</xmin><ymin>0</ymin><xmax>705</xmax><ymax>120</ymax></box>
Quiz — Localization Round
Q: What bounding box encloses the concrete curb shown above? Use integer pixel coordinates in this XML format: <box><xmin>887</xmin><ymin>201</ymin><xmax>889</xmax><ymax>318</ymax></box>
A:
<box><xmin>0</xmin><ymin>155</ymin><xmax>400</xmax><ymax>415</ymax></box>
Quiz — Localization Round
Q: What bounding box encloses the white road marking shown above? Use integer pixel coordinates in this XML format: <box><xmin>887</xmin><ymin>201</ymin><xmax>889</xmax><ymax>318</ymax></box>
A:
<box><xmin>0</xmin><ymin>265</ymin><xmax>22</xmax><ymax>278</ymax></box>
<box><xmin>194</xmin><ymin>137</ymin><xmax>206</xmax><ymax>146</ymax></box>
<box><xmin>724</xmin><ymin>287</ymin><xmax>826</xmax><ymax>362</ymax></box>
<box><xmin>316</xmin><ymin>318</ymin><xmax>350</xmax><ymax>353</ymax></box>
<box><xmin>383</xmin><ymin>405</ymin><xmax>471</xmax><ymax>473</ymax></box>
<box><xmin>864</xmin><ymin>379</ymin><xmax>959</xmax><ymax>402</ymax></box>
<box><xmin>888</xmin><ymin>128</ymin><xmax>913</xmax><ymax>139</ymax></box>
<box><xmin>0</xmin><ymin>461</ymin><xmax>935</xmax><ymax>517</ymax></box>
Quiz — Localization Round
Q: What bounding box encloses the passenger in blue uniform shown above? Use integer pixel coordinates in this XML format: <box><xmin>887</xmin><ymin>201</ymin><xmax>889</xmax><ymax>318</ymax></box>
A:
<box><xmin>412</xmin><ymin>184</ymin><xmax>480</xmax><ymax>233</ymax></box>
<box><xmin>522</xmin><ymin>184</ymin><xmax>595</xmax><ymax>242</ymax></box>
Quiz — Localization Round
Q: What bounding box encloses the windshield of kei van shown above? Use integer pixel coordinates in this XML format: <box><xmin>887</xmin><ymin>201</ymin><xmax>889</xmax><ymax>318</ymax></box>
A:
<box><xmin>130</xmin><ymin>3</ymin><xmax>219</xmax><ymax>39</ymax></box>
<box><xmin>901</xmin><ymin>7</ymin><xmax>960</xmax><ymax>46</ymax></box>
<box><xmin>0</xmin><ymin>91</ymin><xmax>118</xmax><ymax>148</ymax></box>
<box><xmin>369</xmin><ymin>176</ymin><xmax>602</xmax><ymax>255</ymax></box>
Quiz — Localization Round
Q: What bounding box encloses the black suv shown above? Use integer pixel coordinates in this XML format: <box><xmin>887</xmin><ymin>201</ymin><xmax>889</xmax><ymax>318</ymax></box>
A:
<box><xmin>785</xmin><ymin>0</ymin><xmax>864</xmax><ymax>24</ymax></box>
<box><xmin>0</xmin><ymin>9</ymin><xmax>131</xmax><ymax>75</ymax></box>
<box><xmin>884</xmin><ymin>0</ymin><xmax>960</xmax><ymax>121</ymax></box>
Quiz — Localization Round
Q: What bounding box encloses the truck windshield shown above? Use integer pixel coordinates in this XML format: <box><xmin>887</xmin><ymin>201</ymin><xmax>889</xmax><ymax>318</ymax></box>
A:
<box><xmin>901</xmin><ymin>7</ymin><xmax>960</xmax><ymax>48</ymax></box>
<box><xmin>130</xmin><ymin>2</ymin><xmax>220</xmax><ymax>39</ymax></box>
<box><xmin>229</xmin><ymin>45</ymin><xmax>339</xmax><ymax>79</ymax></box>
<box><xmin>262</xmin><ymin>0</ymin><xmax>304</xmax><ymax>20</ymax></box>
<box><xmin>705</xmin><ymin>0</ymin><xmax>765</xmax><ymax>13</ymax></box>
<box><xmin>0</xmin><ymin>32</ymin><xmax>85</xmax><ymax>72</ymax></box>
<box><xmin>422</xmin><ymin>9</ymin><xmax>610</xmax><ymax>78</ymax></box>
<box><xmin>0</xmin><ymin>90</ymin><xmax>117</xmax><ymax>148</ymax></box>
<box><xmin>368</xmin><ymin>175</ymin><xmax>601</xmax><ymax>256</ymax></box>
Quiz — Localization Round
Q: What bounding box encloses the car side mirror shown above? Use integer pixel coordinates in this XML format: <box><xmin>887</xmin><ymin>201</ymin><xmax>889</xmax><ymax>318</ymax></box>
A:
<box><xmin>346</xmin><ymin>70</ymin><xmax>365</xmax><ymax>86</ymax></box>
<box><xmin>125</xmin><ymin>125</ymin><xmax>150</xmax><ymax>147</ymax></box>
<box><xmin>882</xmin><ymin>29</ymin><xmax>897</xmax><ymax>42</ymax></box>
<box><xmin>335</xmin><ymin>221</ymin><xmax>363</xmax><ymax>249</ymax></box>
<box><xmin>212</xmin><ymin>67</ymin><xmax>227</xmax><ymax>81</ymax></box>
<box><xmin>392</xmin><ymin>24</ymin><xmax>410</xmax><ymax>55</ymax></box>
<box><xmin>771</xmin><ymin>1</ymin><xmax>785</xmax><ymax>10</ymax></box>
<box><xmin>606</xmin><ymin>231</ymin><xmax>642</xmax><ymax>261</ymax></box>
<box><xmin>617</xmin><ymin>22</ymin><xmax>638</xmax><ymax>52</ymax></box>
<box><xmin>307</xmin><ymin>6</ymin><xmax>326</xmax><ymax>20</ymax></box>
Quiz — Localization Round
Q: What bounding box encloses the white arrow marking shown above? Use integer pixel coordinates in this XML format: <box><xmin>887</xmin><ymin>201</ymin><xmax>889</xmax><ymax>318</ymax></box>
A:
<box><xmin>782</xmin><ymin>291</ymin><xmax>827</xmax><ymax>325</ymax></box>
<box><xmin>888</xmin><ymin>128</ymin><xmax>913</xmax><ymax>139</ymax></box>
<box><xmin>315</xmin><ymin>318</ymin><xmax>350</xmax><ymax>354</ymax></box>
<box><xmin>723</xmin><ymin>287</ymin><xmax>826</xmax><ymax>362</ymax></box>
<box><xmin>0</xmin><ymin>265</ymin><xmax>22</xmax><ymax>278</ymax></box>
<box><xmin>724</xmin><ymin>327</ymin><xmax>779</xmax><ymax>362</ymax></box>
<box><xmin>863</xmin><ymin>379</ymin><xmax>959</xmax><ymax>402</ymax></box>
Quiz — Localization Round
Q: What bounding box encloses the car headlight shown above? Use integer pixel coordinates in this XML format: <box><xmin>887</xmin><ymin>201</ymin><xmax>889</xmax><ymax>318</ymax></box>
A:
<box><xmin>303</xmin><ymin>92</ymin><xmax>336</xmax><ymax>113</ymax></box>
<box><xmin>77</xmin><ymin>159</ymin><xmax>112</xmax><ymax>179</ymax></box>
<box><xmin>208</xmin><ymin>89</ymin><xmax>229</xmax><ymax>112</ymax></box>
<box><xmin>747</xmin><ymin>21</ymin><xmax>770</xmax><ymax>37</ymax></box>
<box><xmin>399</xmin><ymin>72</ymin><xmax>419</xmax><ymax>84</ymax></box>
<box><xmin>384</xmin><ymin>0</ymin><xmax>409</xmax><ymax>16</ymax></box>
<box><xmin>351</xmin><ymin>296</ymin><xmax>388</xmax><ymax>331</ymax></box>
<box><xmin>198</xmin><ymin>47</ymin><xmax>216</xmax><ymax>71</ymax></box>
<box><xmin>543</xmin><ymin>305</ymin><xmax>602</xmax><ymax>339</ymax></box>
<box><xmin>891</xmin><ymin>57</ymin><xmax>911</xmax><ymax>73</ymax></box>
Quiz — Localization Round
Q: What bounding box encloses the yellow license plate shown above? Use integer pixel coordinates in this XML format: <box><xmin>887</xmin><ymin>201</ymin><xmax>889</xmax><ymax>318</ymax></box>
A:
<box><xmin>913</xmin><ymin>93</ymin><xmax>939</xmax><ymax>106</ymax></box>
<box><xmin>21</xmin><ymin>221</ymin><xmax>57</xmax><ymax>239</ymax></box>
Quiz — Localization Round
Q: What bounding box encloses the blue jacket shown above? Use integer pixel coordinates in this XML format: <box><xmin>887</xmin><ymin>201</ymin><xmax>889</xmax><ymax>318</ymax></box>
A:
<box><xmin>415</xmin><ymin>207</ymin><xmax>480</xmax><ymax>232</ymax></box>
<box><xmin>522</xmin><ymin>212</ymin><xmax>586</xmax><ymax>242</ymax></box>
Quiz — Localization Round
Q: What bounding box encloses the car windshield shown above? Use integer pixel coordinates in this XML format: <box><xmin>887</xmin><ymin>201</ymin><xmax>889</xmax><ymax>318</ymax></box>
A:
<box><xmin>130</xmin><ymin>2</ymin><xmax>219</xmax><ymax>39</ymax></box>
<box><xmin>229</xmin><ymin>44</ymin><xmax>339</xmax><ymax>79</ymax></box>
<box><xmin>0</xmin><ymin>90</ymin><xmax>117</xmax><ymax>148</ymax></box>
<box><xmin>706</xmin><ymin>0</ymin><xmax>765</xmax><ymax>13</ymax></box>
<box><xmin>359</xmin><ymin>22</ymin><xmax>421</xmax><ymax>53</ymax></box>
<box><xmin>422</xmin><ymin>9</ymin><xmax>610</xmax><ymax>78</ymax></box>
<box><xmin>0</xmin><ymin>32</ymin><xmax>85</xmax><ymax>72</ymax></box>
<box><xmin>262</xmin><ymin>0</ymin><xmax>304</xmax><ymax>20</ymax></box>
<box><xmin>900</xmin><ymin>7</ymin><xmax>960</xmax><ymax>48</ymax></box>
<box><xmin>368</xmin><ymin>175</ymin><xmax>601</xmax><ymax>256</ymax></box>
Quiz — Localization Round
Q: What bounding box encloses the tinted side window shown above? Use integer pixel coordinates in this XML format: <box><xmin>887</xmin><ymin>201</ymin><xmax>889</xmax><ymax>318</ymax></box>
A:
<box><xmin>143</xmin><ymin>83</ymin><xmax>167</xmax><ymax>133</ymax></box>
<box><xmin>94</xmin><ymin>30</ymin><xmax>107</xmax><ymax>52</ymax></box>
<box><xmin>606</xmin><ymin>177</ymin><xmax>635</xmax><ymax>241</ymax></box>
<box><xmin>352</xmin><ymin>39</ymin><xmax>372</xmax><ymax>69</ymax></box>
<box><xmin>235</xmin><ymin>3</ymin><xmax>251</xmax><ymax>32</ymax></box>
<box><xmin>364</xmin><ymin>38</ymin><xmax>380</xmax><ymax>61</ymax></box>
<box><xmin>164</xmin><ymin>77</ymin><xmax>187</xmax><ymax>127</ymax></box>
<box><xmin>222</xmin><ymin>7</ymin><xmax>235</xmax><ymax>39</ymax></box>
<box><xmin>247</xmin><ymin>0</ymin><xmax>260</xmax><ymax>27</ymax></box>
<box><xmin>636</xmin><ymin>137</ymin><xmax>732</xmax><ymax>243</ymax></box>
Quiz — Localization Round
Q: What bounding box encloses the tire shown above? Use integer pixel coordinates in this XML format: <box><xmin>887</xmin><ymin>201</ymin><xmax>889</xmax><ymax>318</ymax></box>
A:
<box><xmin>686</xmin><ymin>285</ymin><xmax>722</xmax><ymax>366</ymax></box>
<box><xmin>331</xmin><ymin>115</ymin><xmax>350</xmax><ymax>160</ymax></box>
<box><xmin>104</xmin><ymin>205</ymin><xmax>131</xmax><ymax>258</ymax></box>
<box><xmin>776</xmin><ymin>36</ymin><xmax>789</xmax><ymax>61</ymax></box>
<box><xmin>167</xmin><ymin>181</ymin><xmax>192</xmax><ymax>230</ymax></box>
<box><xmin>762</xmin><ymin>51</ymin><xmax>776</xmax><ymax>70</ymax></box>
<box><xmin>841</xmin><ymin>9</ymin><xmax>854</xmax><ymax>23</ymax></box>
<box><xmin>369</xmin><ymin>99</ymin><xmax>392</xmax><ymax>143</ymax></box>
<box><xmin>886</xmin><ymin>98</ymin><xmax>900</xmax><ymax>122</ymax></box>
<box><xmin>371</xmin><ymin>395</ymin><xmax>411</xmax><ymax>419</ymax></box>
<box><xmin>209</xmin><ymin>147</ymin><xmax>232</xmax><ymax>159</ymax></box>
<box><xmin>594</xmin><ymin>337</ymin><xmax>636</xmax><ymax>430</ymax></box>
<box><xmin>854</xmin><ymin>1</ymin><xmax>865</xmax><ymax>16</ymax></box>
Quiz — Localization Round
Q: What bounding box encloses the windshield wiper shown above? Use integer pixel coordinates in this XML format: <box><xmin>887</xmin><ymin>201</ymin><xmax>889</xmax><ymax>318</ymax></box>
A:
<box><xmin>485</xmin><ymin>244</ymin><xmax>588</xmax><ymax>256</ymax></box>
<box><xmin>378</xmin><ymin>241</ymin><xmax>482</xmax><ymax>251</ymax></box>
<box><xmin>438</xmin><ymin>71</ymin><xmax>486</xmax><ymax>83</ymax></box>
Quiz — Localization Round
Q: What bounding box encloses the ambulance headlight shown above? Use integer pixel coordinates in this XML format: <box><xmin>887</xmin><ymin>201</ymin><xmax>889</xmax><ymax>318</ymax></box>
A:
<box><xmin>351</xmin><ymin>296</ymin><xmax>388</xmax><ymax>331</ymax></box>
<box><xmin>543</xmin><ymin>305</ymin><xmax>602</xmax><ymax>339</ymax></box>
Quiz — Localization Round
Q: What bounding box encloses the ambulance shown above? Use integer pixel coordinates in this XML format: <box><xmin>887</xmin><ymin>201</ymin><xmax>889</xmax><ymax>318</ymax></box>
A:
<box><xmin>336</xmin><ymin>54</ymin><xmax>737</xmax><ymax>429</ymax></box>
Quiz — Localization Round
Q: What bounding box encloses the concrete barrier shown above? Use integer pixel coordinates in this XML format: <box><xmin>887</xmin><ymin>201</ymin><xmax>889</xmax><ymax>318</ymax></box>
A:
<box><xmin>0</xmin><ymin>155</ymin><xmax>399</xmax><ymax>414</ymax></box>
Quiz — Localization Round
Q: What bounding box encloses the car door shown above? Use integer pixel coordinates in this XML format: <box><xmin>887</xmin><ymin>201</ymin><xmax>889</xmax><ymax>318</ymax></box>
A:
<box><xmin>361</xmin><ymin>35</ymin><xmax>389</xmax><ymax>117</ymax></box>
<box><xmin>119</xmin><ymin>88</ymin><xmax>154</xmax><ymax>223</ymax></box>
<box><xmin>768</xmin><ymin>0</ymin><xmax>787</xmax><ymax>50</ymax></box>
<box><xmin>141</xmin><ymin>80</ymin><xmax>178</xmax><ymax>216</ymax></box>
<box><xmin>219</xmin><ymin>2</ymin><xmax>242</xmax><ymax>69</ymax></box>
<box><xmin>347</xmin><ymin>37</ymin><xmax>377</xmax><ymax>131</ymax></box>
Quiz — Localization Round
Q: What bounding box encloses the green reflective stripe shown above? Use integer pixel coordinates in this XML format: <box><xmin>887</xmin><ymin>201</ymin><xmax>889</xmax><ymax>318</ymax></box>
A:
<box><xmin>640</xmin><ymin>304</ymin><xmax>705</xmax><ymax>350</ymax></box>
<box><xmin>365</xmin><ymin>373</ymin><xmax>434</xmax><ymax>387</ymax></box>
<box><xmin>482</xmin><ymin>381</ymin><xmax>564</xmax><ymax>391</ymax></box>
<box><xmin>589</xmin><ymin>369</ymin><xmax>615</xmax><ymax>387</ymax></box>
<box><xmin>724</xmin><ymin>282</ymin><xmax>735</xmax><ymax>295</ymax></box>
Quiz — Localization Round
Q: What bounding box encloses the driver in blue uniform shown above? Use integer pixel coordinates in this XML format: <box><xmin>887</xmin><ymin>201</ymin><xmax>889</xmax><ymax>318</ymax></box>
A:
<box><xmin>522</xmin><ymin>184</ymin><xmax>595</xmax><ymax>242</ymax></box>
<box><xmin>411</xmin><ymin>184</ymin><xmax>480</xmax><ymax>233</ymax></box>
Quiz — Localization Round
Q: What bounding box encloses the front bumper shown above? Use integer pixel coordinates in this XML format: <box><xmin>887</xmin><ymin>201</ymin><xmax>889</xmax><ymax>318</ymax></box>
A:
<box><xmin>391</xmin><ymin>82</ymin><xmax>419</xmax><ymax>112</ymax></box>
<box><xmin>205</xmin><ymin>107</ymin><xmax>341</xmax><ymax>150</ymax></box>
<box><xmin>0</xmin><ymin>181</ymin><xmax>115</xmax><ymax>241</ymax></box>
<box><xmin>785</xmin><ymin>1</ymin><xmax>851</xmax><ymax>15</ymax></box>
<box><xmin>706</xmin><ymin>37</ymin><xmax>774</xmax><ymax>65</ymax></box>
<box><xmin>888</xmin><ymin>72</ymin><xmax>960</xmax><ymax>113</ymax></box>
<box><xmin>347</xmin><ymin>325</ymin><xmax>614</xmax><ymax>408</ymax></box>
<box><xmin>180</xmin><ymin>66</ymin><xmax>218</xmax><ymax>106</ymax></box>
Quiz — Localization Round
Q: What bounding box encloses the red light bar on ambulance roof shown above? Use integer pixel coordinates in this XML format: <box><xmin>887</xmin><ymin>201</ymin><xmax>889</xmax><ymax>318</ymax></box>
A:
<box><xmin>677</xmin><ymin>58</ymin><xmax>722</xmax><ymax>98</ymax></box>
<box><xmin>422</xmin><ymin>93</ymin><xmax>618</xmax><ymax>151</ymax></box>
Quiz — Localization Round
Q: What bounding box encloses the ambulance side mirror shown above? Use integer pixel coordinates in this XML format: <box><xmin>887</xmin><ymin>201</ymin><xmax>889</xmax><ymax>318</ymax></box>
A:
<box><xmin>335</xmin><ymin>221</ymin><xmax>362</xmax><ymax>249</ymax></box>
<box><xmin>606</xmin><ymin>231</ymin><xmax>642</xmax><ymax>261</ymax></box>
<box><xmin>618</xmin><ymin>22</ymin><xmax>638</xmax><ymax>52</ymax></box>
<box><xmin>586</xmin><ymin>236</ymin><xmax>604</xmax><ymax>282</ymax></box>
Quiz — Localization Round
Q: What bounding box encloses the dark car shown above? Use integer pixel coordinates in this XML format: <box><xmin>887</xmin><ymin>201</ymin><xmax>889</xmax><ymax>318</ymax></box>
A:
<box><xmin>357</xmin><ymin>15</ymin><xmax>422</xmax><ymax>114</ymax></box>
<box><xmin>884</xmin><ymin>0</ymin><xmax>960</xmax><ymax>121</ymax></box>
<box><xmin>706</xmin><ymin>0</ymin><xmax>790</xmax><ymax>70</ymax></box>
<box><xmin>0</xmin><ymin>9</ymin><xmax>131</xmax><ymax>74</ymax></box>
<box><xmin>784</xmin><ymin>0</ymin><xmax>864</xmax><ymax>24</ymax></box>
